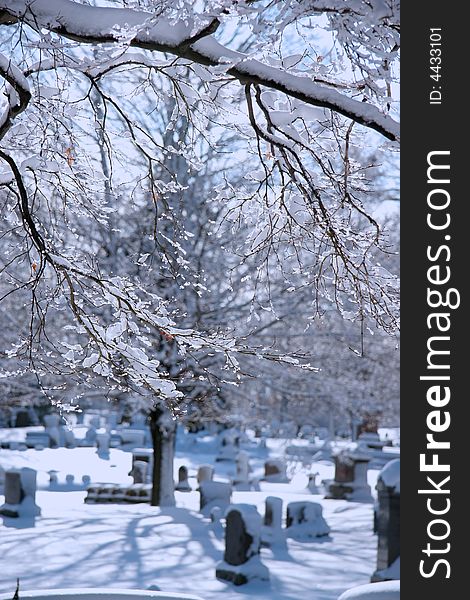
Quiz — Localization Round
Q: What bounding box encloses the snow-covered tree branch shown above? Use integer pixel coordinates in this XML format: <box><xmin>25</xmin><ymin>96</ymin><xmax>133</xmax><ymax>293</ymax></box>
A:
<box><xmin>0</xmin><ymin>0</ymin><xmax>399</xmax><ymax>140</ymax></box>
<box><xmin>0</xmin><ymin>0</ymin><xmax>400</xmax><ymax>419</ymax></box>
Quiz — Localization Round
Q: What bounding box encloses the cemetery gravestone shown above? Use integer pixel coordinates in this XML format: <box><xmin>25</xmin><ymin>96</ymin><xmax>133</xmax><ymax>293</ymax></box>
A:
<box><xmin>371</xmin><ymin>459</ymin><xmax>400</xmax><ymax>582</ymax></box>
<box><xmin>199</xmin><ymin>481</ymin><xmax>232</xmax><ymax>516</ymax></box>
<box><xmin>233</xmin><ymin>451</ymin><xmax>251</xmax><ymax>489</ymax></box>
<box><xmin>43</xmin><ymin>414</ymin><xmax>61</xmax><ymax>447</ymax></box>
<box><xmin>25</xmin><ymin>431</ymin><xmax>50</xmax><ymax>448</ymax></box>
<box><xmin>357</xmin><ymin>431</ymin><xmax>393</xmax><ymax>451</ymax></box>
<box><xmin>107</xmin><ymin>413</ymin><xmax>118</xmax><ymax>430</ymax></box>
<box><xmin>324</xmin><ymin>451</ymin><xmax>372</xmax><ymax>501</ymax></box>
<box><xmin>0</xmin><ymin>467</ymin><xmax>41</xmax><ymax>517</ymax></box>
<box><xmin>129</xmin><ymin>460</ymin><xmax>148</xmax><ymax>484</ymax></box>
<box><xmin>96</xmin><ymin>432</ymin><xmax>111</xmax><ymax>456</ymax></box>
<box><xmin>63</xmin><ymin>428</ymin><xmax>77</xmax><ymax>449</ymax></box>
<box><xmin>197</xmin><ymin>465</ymin><xmax>214</xmax><ymax>484</ymax></box>
<box><xmin>175</xmin><ymin>466</ymin><xmax>191</xmax><ymax>492</ymax></box>
<box><xmin>216</xmin><ymin>504</ymin><xmax>269</xmax><ymax>585</ymax></box>
<box><xmin>84</xmin><ymin>423</ymin><xmax>98</xmax><ymax>446</ymax></box>
<box><xmin>263</xmin><ymin>459</ymin><xmax>288</xmax><ymax>483</ymax></box>
<box><xmin>285</xmin><ymin>501</ymin><xmax>330</xmax><ymax>539</ymax></box>
<box><xmin>89</xmin><ymin>416</ymin><xmax>101</xmax><ymax>429</ymax></box>
<box><xmin>216</xmin><ymin>430</ymin><xmax>239</xmax><ymax>461</ymax></box>
<box><xmin>131</xmin><ymin>449</ymin><xmax>153</xmax><ymax>480</ymax></box>
<box><xmin>4</xmin><ymin>471</ymin><xmax>22</xmax><ymax>505</ymax></box>
<box><xmin>307</xmin><ymin>472</ymin><xmax>321</xmax><ymax>493</ymax></box>
<box><xmin>14</xmin><ymin>410</ymin><xmax>32</xmax><ymax>428</ymax></box>
<box><xmin>261</xmin><ymin>496</ymin><xmax>285</xmax><ymax>548</ymax></box>
<box><xmin>120</xmin><ymin>429</ymin><xmax>146</xmax><ymax>446</ymax></box>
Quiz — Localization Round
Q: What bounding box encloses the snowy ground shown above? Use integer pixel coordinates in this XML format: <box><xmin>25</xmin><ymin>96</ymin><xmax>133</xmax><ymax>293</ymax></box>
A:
<box><xmin>0</xmin><ymin>429</ymin><xmax>382</xmax><ymax>600</ymax></box>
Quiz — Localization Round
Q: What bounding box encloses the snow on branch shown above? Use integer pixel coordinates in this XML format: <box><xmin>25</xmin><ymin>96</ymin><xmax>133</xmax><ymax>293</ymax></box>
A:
<box><xmin>0</xmin><ymin>52</ymin><xmax>31</xmax><ymax>140</ymax></box>
<box><xmin>0</xmin><ymin>0</ymin><xmax>399</xmax><ymax>141</ymax></box>
<box><xmin>0</xmin><ymin>148</ymin><xmax>316</xmax><ymax>410</ymax></box>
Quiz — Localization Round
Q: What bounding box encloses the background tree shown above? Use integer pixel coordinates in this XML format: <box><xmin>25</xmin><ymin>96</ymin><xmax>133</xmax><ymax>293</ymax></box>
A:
<box><xmin>0</xmin><ymin>0</ymin><xmax>400</xmax><ymax>503</ymax></box>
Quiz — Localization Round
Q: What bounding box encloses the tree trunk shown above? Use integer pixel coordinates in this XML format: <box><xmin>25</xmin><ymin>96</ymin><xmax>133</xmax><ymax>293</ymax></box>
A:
<box><xmin>149</xmin><ymin>405</ymin><xmax>176</xmax><ymax>507</ymax></box>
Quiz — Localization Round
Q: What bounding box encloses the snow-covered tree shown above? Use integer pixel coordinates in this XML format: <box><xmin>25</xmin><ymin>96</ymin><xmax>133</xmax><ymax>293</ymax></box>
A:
<box><xmin>0</xmin><ymin>0</ymin><xmax>400</xmax><ymax>502</ymax></box>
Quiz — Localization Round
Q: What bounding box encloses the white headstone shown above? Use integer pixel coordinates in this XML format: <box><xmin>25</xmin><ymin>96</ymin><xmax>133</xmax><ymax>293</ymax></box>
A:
<box><xmin>197</xmin><ymin>464</ymin><xmax>214</xmax><ymax>484</ymax></box>
<box><xmin>199</xmin><ymin>481</ymin><xmax>232</xmax><ymax>516</ymax></box>
<box><xmin>63</xmin><ymin>428</ymin><xmax>77</xmax><ymax>448</ymax></box>
<box><xmin>96</xmin><ymin>432</ymin><xmax>111</xmax><ymax>456</ymax></box>
<box><xmin>44</xmin><ymin>414</ymin><xmax>61</xmax><ymax>447</ymax></box>
<box><xmin>285</xmin><ymin>501</ymin><xmax>330</xmax><ymax>539</ymax></box>
<box><xmin>261</xmin><ymin>496</ymin><xmax>285</xmax><ymax>547</ymax></box>
<box><xmin>0</xmin><ymin>467</ymin><xmax>41</xmax><ymax>517</ymax></box>
<box><xmin>129</xmin><ymin>460</ymin><xmax>148</xmax><ymax>484</ymax></box>
<box><xmin>233</xmin><ymin>451</ymin><xmax>251</xmax><ymax>489</ymax></box>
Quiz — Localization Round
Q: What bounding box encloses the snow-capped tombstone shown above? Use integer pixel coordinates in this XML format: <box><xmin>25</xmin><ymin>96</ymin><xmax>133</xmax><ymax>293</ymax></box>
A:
<box><xmin>43</xmin><ymin>414</ymin><xmax>61</xmax><ymax>447</ymax></box>
<box><xmin>263</xmin><ymin>458</ymin><xmax>288</xmax><ymax>482</ymax></box>
<box><xmin>120</xmin><ymin>429</ymin><xmax>146</xmax><ymax>446</ymax></box>
<box><xmin>372</xmin><ymin>459</ymin><xmax>400</xmax><ymax>582</ymax></box>
<box><xmin>199</xmin><ymin>480</ymin><xmax>232</xmax><ymax>516</ymax></box>
<box><xmin>14</xmin><ymin>410</ymin><xmax>32</xmax><ymax>428</ymax></box>
<box><xmin>85</xmin><ymin>484</ymin><xmax>110</xmax><ymax>503</ymax></box>
<box><xmin>175</xmin><ymin>465</ymin><xmax>191</xmax><ymax>492</ymax></box>
<box><xmin>324</xmin><ymin>451</ymin><xmax>372</xmax><ymax>501</ymax></box>
<box><xmin>233</xmin><ymin>451</ymin><xmax>250</xmax><ymax>489</ymax></box>
<box><xmin>96</xmin><ymin>432</ymin><xmax>111</xmax><ymax>457</ymax></box>
<box><xmin>125</xmin><ymin>483</ymin><xmax>152</xmax><ymax>504</ymax></box>
<box><xmin>196</xmin><ymin>464</ymin><xmax>214</xmax><ymax>484</ymax></box>
<box><xmin>132</xmin><ymin>448</ymin><xmax>154</xmax><ymax>479</ymax></box>
<box><xmin>261</xmin><ymin>496</ymin><xmax>285</xmax><ymax>548</ymax></box>
<box><xmin>285</xmin><ymin>501</ymin><xmax>330</xmax><ymax>540</ymax></box>
<box><xmin>109</xmin><ymin>432</ymin><xmax>123</xmax><ymax>448</ymax></box>
<box><xmin>48</xmin><ymin>470</ymin><xmax>59</xmax><ymax>487</ymax></box>
<box><xmin>83</xmin><ymin>423</ymin><xmax>98</xmax><ymax>446</ymax></box>
<box><xmin>358</xmin><ymin>432</ymin><xmax>393</xmax><ymax>452</ymax></box>
<box><xmin>216</xmin><ymin>429</ymin><xmax>239</xmax><ymax>461</ymax></box>
<box><xmin>107</xmin><ymin>413</ymin><xmax>118</xmax><ymax>430</ymax></box>
<box><xmin>25</xmin><ymin>431</ymin><xmax>50</xmax><ymax>448</ymax></box>
<box><xmin>84</xmin><ymin>485</ymin><xmax>100</xmax><ymax>504</ymax></box>
<box><xmin>0</xmin><ymin>467</ymin><xmax>41</xmax><ymax>518</ymax></box>
<box><xmin>216</xmin><ymin>504</ymin><xmax>269</xmax><ymax>585</ymax></box>
<box><xmin>307</xmin><ymin>472</ymin><xmax>321</xmax><ymax>493</ymax></box>
<box><xmin>63</xmin><ymin>428</ymin><xmax>77</xmax><ymax>449</ymax></box>
<box><xmin>131</xmin><ymin>413</ymin><xmax>147</xmax><ymax>428</ymax></box>
<box><xmin>129</xmin><ymin>460</ymin><xmax>148</xmax><ymax>484</ymax></box>
<box><xmin>89</xmin><ymin>416</ymin><xmax>101</xmax><ymax>429</ymax></box>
